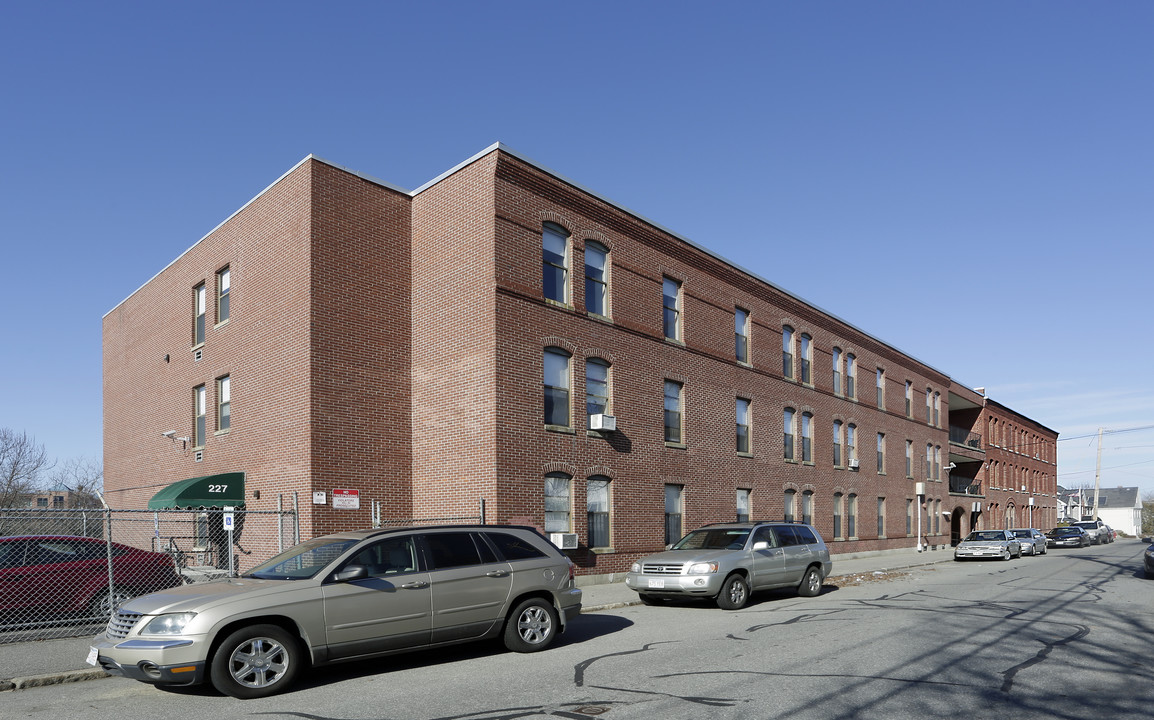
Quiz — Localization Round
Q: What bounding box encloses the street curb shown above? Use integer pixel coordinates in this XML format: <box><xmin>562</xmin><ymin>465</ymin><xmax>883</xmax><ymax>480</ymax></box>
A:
<box><xmin>1</xmin><ymin>668</ymin><xmax>109</xmax><ymax>692</ymax></box>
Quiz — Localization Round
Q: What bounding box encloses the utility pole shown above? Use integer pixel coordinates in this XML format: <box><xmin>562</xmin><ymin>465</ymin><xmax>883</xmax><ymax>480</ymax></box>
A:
<box><xmin>1092</xmin><ymin>427</ymin><xmax>1103</xmax><ymax>521</ymax></box>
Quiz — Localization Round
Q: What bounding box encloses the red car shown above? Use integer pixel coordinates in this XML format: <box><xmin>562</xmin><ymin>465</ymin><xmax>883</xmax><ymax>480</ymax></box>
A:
<box><xmin>0</xmin><ymin>535</ymin><xmax>182</xmax><ymax>622</ymax></box>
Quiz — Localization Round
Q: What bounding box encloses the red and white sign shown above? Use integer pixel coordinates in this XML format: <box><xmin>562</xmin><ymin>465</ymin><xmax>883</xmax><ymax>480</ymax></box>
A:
<box><xmin>332</xmin><ymin>488</ymin><xmax>360</xmax><ymax>510</ymax></box>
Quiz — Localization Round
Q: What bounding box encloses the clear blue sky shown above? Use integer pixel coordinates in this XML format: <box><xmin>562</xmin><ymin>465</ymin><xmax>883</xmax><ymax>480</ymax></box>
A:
<box><xmin>2</xmin><ymin>2</ymin><xmax>1151</xmax><ymax>499</ymax></box>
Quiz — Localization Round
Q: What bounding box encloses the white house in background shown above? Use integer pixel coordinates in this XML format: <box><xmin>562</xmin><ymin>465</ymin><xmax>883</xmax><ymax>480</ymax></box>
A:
<box><xmin>1056</xmin><ymin>486</ymin><xmax>1086</xmax><ymax>524</ymax></box>
<box><xmin>1093</xmin><ymin>487</ymin><xmax>1142</xmax><ymax>537</ymax></box>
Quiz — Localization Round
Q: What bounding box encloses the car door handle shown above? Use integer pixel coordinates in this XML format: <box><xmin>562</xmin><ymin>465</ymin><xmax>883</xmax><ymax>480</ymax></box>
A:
<box><xmin>485</xmin><ymin>570</ymin><xmax>510</xmax><ymax>578</ymax></box>
<box><xmin>400</xmin><ymin>581</ymin><xmax>429</xmax><ymax>589</ymax></box>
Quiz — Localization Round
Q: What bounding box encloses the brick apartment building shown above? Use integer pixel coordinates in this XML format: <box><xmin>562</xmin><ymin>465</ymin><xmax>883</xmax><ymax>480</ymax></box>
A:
<box><xmin>102</xmin><ymin>144</ymin><xmax>1059</xmax><ymax>577</ymax></box>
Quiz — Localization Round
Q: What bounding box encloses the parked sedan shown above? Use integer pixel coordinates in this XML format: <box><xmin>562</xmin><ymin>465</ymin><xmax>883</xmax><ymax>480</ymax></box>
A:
<box><xmin>1145</xmin><ymin>543</ymin><xmax>1154</xmax><ymax>578</ymax></box>
<box><xmin>1009</xmin><ymin>528</ymin><xmax>1048</xmax><ymax>556</ymax></box>
<box><xmin>1046</xmin><ymin>526</ymin><xmax>1091</xmax><ymax>548</ymax></box>
<box><xmin>954</xmin><ymin>530</ymin><xmax>1021</xmax><ymax>561</ymax></box>
<box><xmin>0</xmin><ymin>535</ymin><xmax>182</xmax><ymax>623</ymax></box>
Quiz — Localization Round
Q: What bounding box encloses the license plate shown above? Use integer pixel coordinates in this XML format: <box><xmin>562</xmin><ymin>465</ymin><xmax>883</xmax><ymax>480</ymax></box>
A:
<box><xmin>86</xmin><ymin>647</ymin><xmax>99</xmax><ymax>666</ymax></box>
<box><xmin>647</xmin><ymin>578</ymin><xmax>665</xmax><ymax>589</ymax></box>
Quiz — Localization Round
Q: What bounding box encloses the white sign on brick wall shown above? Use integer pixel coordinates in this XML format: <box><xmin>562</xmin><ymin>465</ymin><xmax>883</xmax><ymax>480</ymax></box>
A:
<box><xmin>332</xmin><ymin>488</ymin><xmax>360</xmax><ymax>510</ymax></box>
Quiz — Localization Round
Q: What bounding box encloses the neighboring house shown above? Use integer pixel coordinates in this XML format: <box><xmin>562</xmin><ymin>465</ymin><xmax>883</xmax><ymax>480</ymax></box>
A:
<box><xmin>1092</xmin><ymin>487</ymin><xmax>1141</xmax><ymax>537</ymax></box>
<box><xmin>101</xmin><ymin>144</ymin><xmax>1060</xmax><ymax>578</ymax></box>
<box><xmin>1056</xmin><ymin>485</ymin><xmax>1085</xmax><ymax>523</ymax></box>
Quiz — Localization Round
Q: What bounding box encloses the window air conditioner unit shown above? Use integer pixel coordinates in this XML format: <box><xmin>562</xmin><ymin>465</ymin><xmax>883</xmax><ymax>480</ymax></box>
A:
<box><xmin>549</xmin><ymin>533</ymin><xmax>578</xmax><ymax>550</ymax></box>
<box><xmin>589</xmin><ymin>414</ymin><xmax>617</xmax><ymax>432</ymax></box>
<box><xmin>848</xmin><ymin>459</ymin><xmax>860</xmax><ymax>469</ymax></box>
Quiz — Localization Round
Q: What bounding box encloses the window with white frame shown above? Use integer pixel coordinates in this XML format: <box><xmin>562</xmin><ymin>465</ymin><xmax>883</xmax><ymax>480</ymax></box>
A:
<box><xmin>216</xmin><ymin>375</ymin><xmax>230</xmax><ymax>432</ymax></box>
<box><xmin>542</xmin><ymin>223</ymin><xmax>570</xmax><ymax>304</ymax></box>
<box><xmin>584</xmin><ymin>241</ymin><xmax>608</xmax><ymax>316</ymax></box>
<box><xmin>193</xmin><ymin>283</ymin><xmax>206</xmax><ymax>346</ymax></box>
<box><xmin>736</xmin><ymin>398</ymin><xmax>751</xmax><ymax>454</ymax></box>
<box><xmin>544</xmin><ymin>348</ymin><xmax>571</xmax><ymax>427</ymax></box>
<box><xmin>848</xmin><ymin>494</ymin><xmax>858</xmax><ymax>537</ymax></box>
<box><xmin>586</xmin><ymin>358</ymin><xmax>611</xmax><ymax>419</ymax></box>
<box><xmin>664</xmin><ymin>484</ymin><xmax>683</xmax><ymax>545</ymax></box>
<box><xmin>664</xmin><ymin>380</ymin><xmax>683</xmax><ymax>444</ymax></box>
<box><xmin>662</xmin><ymin>277</ymin><xmax>682</xmax><ymax>341</ymax></box>
<box><xmin>905</xmin><ymin>381</ymin><xmax>913</xmax><ymax>418</ymax></box>
<box><xmin>833</xmin><ymin>420</ymin><xmax>844</xmax><ymax>467</ymax></box>
<box><xmin>832</xmin><ymin>347</ymin><xmax>842</xmax><ymax>395</ymax></box>
<box><xmin>784</xmin><ymin>489</ymin><xmax>796</xmax><ymax>523</ymax></box>
<box><xmin>736</xmin><ymin>488</ymin><xmax>751</xmax><ymax>522</ymax></box>
<box><xmin>783</xmin><ymin>408</ymin><xmax>796</xmax><ymax>461</ymax></box>
<box><xmin>587</xmin><ymin>477</ymin><xmax>611</xmax><ymax>548</ymax></box>
<box><xmin>544</xmin><ymin>473</ymin><xmax>571</xmax><ymax>533</ymax></box>
<box><xmin>216</xmin><ymin>266</ymin><xmax>230</xmax><ymax>324</ymax></box>
<box><xmin>906</xmin><ymin>439</ymin><xmax>913</xmax><ymax>477</ymax></box>
<box><xmin>800</xmin><ymin>334</ymin><xmax>812</xmax><ymax>384</ymax></box>
<box><xmin>877</xmin><ymin>432</ymin><xmax>885</xmax><ymax>473</ymax></box>
<box><xmin>846</xmin><ymin>353</ymin><xmax>856</xmax><ymax>399</ymax></box>
<box><xmin>876</xmin><ymin>368</ymin><xmax>885</xmax><ymax>409</ymax></box>
<box><xmin>782</xmin><ymin>326</ymin><xmax>794</xmax><ymax>379</ymax></box>
<box><xmin>801</xmin><ymin>412</ymin><xmax>813</xmax><ymax>463</ymax></box>
<box><xmin>193</xmin><ymin>385</ymin><xmax>206</xmax><ymax>448</ymax></box>
<box><xmin>802</xmin><ymin>490</ymin><xmax>813</xmax><ymax>525</ymax></box>
<box><xmin>847</xmin><ymin>423</ymin><xmax>857</xmax><ymax>465</ymax></box>
<box><xmin>735</xmin><ymin>308</ymin><xmax>750</xmax><ymax>364</ymax></box>
<box><xmin>877</xmin><ymin>497</ymin><xmax>886</xmax><ymax>537</ymax></box>
<box><xmin>833</xmin><ymin>493</ymin><xmax>843</xmax><ymax>539</ymax></box>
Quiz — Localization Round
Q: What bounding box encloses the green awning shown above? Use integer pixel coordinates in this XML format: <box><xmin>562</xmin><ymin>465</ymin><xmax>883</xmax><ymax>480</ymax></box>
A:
<box><xmin>148</xmin><ymin>472</ymin><xmax>246</xmax><ymax>509</ymax></box>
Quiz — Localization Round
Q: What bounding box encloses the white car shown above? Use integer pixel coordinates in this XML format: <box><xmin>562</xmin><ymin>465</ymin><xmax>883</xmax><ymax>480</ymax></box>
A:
<box><xmin>954</xmin><ymin>530</ymin><xmax>1022</xmax><ymax>561</ymax></box>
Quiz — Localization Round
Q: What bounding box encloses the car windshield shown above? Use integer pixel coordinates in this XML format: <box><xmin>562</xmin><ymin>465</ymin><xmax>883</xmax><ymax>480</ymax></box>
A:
<box><xmin>1073</xmin><ymin>523</ymin><xmax>1095</xmax><ymax>529</ymax></box>
<box><xmin>965</xmin><ymin>531</ymin><xmax>1006</xmax><ymax>542</ymax></box>
<box><xmin>1011</xmin><ymin>530</ymin><xmax>1032</xmax><ymax>538</ymax></box>
<box><xmin>672</xmin><ymin>529</ymin><xmax>751</xmax><ymax>550</ymax></box>
<box><xmin>1048</xmin><ymin>528</ymin><xmax>1078</xmax><ymax>536</ymax></box>
<box><xmin>245</xmin><ymin>538</ymin><xmax>358</xmax><ymax>580</ymax></box>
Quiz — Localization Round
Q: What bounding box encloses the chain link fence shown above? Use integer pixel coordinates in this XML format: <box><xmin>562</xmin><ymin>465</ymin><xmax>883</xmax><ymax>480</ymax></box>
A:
<box><xmin>0</xmin><ymin>507</ymin><xmax>298</xmax><ymax>644</ymax></box>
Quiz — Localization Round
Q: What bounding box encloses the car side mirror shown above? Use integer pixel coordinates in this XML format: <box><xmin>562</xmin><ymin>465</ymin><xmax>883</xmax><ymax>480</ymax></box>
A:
<box><xmin>333</xmin><ymin>564</ymin><xmax>368</xmax><ymax>583</ymax></box>
<box><xmin>752</xmin><ymin>541</ymin><xmax>769</xmax><ymax>551</ymax></box>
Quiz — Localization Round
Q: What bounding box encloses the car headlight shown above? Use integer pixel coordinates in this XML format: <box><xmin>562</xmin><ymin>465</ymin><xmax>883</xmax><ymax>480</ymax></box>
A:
<box><xmin>687</xmin><ymin>562</ymin><xmax>719</xmax><ymax>575</ymax></box>
<box><xmin>630</xmin><ymin>562</ymin><xmax>641</xmax><ymax>573</ymax></box>
<box><xmin>140</xmin><ymin>613</ymin><xmax>197</xmax><ymax>636</ymax></box>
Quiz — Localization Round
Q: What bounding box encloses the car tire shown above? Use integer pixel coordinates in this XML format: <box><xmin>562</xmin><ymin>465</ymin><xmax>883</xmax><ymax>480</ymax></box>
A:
<box><xmin>503</xmin><ymin>597</ymin><xmax>558</xmax><ymax>653</ymax></box>
<box><xmin>638</xmin><ymin>594</ymin><xmax>664</xmax><ymax>606</ymax></box>
<box><xmin>797</xmin><ymin>567</ymin><xmax>823</xmax><ymax>597</ymax></box>
<box><xmin>209</xmin><ymin>624</ymin><xmax>301</xmax><ymax>699</ymax></box>
<box><xmin>716</xmin><ymin>574</ymin><xmax>750</xmax><ymax>610</ymax></box>
<box><xmin>1002</xmin><ymin>548</ymin><xmax>1011</xmax><ymax>561</ymax></box>
<box><xmin>88</xmin><ymin>586</ymin><xmax>136</xmax><ymax>619</ymax></box>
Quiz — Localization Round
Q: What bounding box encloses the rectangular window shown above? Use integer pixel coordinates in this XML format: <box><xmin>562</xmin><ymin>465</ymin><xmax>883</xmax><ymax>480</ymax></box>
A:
<box><xmin>802</xmin><ymin>491</ymin><xmax>813</xmax><ymax>525</ymax></box>
<box><xmin>800</xmin><ymin>334</ymin><xmax>812</xmax><ymax>384</ymax></box>
<box><xmin>926</xmin><ymin>389</ymin><xmax>933</xmax><ymax>424</ymax></box>
<box><xmin>848</xmin><ymin>494</ymin><xmax>857</xmax><ymax>538</ymax></box>
<box><xmin>833</xmin><ymin>420</ymin><xmax>843</xmax><ymax>467</ymax></box>
<box><xmin>832</xmin><ymin>348</ymin><xmax>842</xmax><ymax>395</ymax></box>
<box><xmin>543</xmin><ymin>223</ymin><xmax>569</xmax><ymax>304</ymax></box>
<box><xmin>193</xmin><ymin>385</ymin><xmax>206</xmax><ymax>448</ymax></box>
<box><xmin>933</xmin><ymin>392</ymin><xmax>941</xmax><ymax>427</ymax></box>
<box><xmin>906</xmin><ymin>440</ymin><xmax>913</xmax><ymax>478</ymax></box>
<box><xmin>926</xmin><ymin>444</ymin><xmax>934</xmax><ymax>481</ymax></box>
<box><xmin>782</xmin><ymin>327</ymin><xmax>794</xmax><ymax>379</ymax></box>
<box><xmin>662</xmin><ymin>277</ymin><xmax>682</xmax><ymax>341</ymax></box>
<box><xmin>783</xmin><ymin>408</ymin><xmax>795</xmax><ymax>461</ymax></box>
<box><xmin>905</xmin><ymin>381</ymin><xmax>913</xmax><ymax>418</ymax></box>
<box><xmin>846</xmin><ymin>353</ymin><xmax>856</xmax><ymax>399</ymax></box>
<box><xmin>544</xmin><ymin>474</ymin><xmax>571</xmax><ymax>533</ymax></box>
<box><xmin>833</xmin><ymin>494</ymin><xmax>843</xmax><ymax>539</ymax></box>
<box><xmin>544</xmin><ymin>349</ymin><xmax>571</xmax><ymax>427</ymax></box>
<box><xmin>877</xmin><ymin>432</ymin><xmax>885</xmax><ymax>474</ymax></box>
<box><xmin>847</xmin><ymin>424</ymin><xmax>857</xmax><ymax>465</ymax></box>
<box><xmin>735</xmin><ymin>308</ymin><xmax>749</xmax><ymax>363</ymax></box>
<box><xmin>587</xmin><ymin>478</ymin><xmax>610</xmax><ymax>548</ymax></box>
<box><xmin>216</xmin><ymin>375</ymin><xmax>231</xmax><ymax>432</ymax></box>
<box><xmin>736</xmin><ymin>489</ymin><xmax>751</xmax><ymax>523</ymax></box>
<box><xmin>664</xmin><ymin>380</ymin><xmax>683</xmax><ymax>444</ymax></box>
<box><xmin>876</xmin><ymin>368</ymin><xmax>885</xmax><ymax>409</ymax></box>
<box><xmin>216</xmin><ymin>266</ymin><xmax>230</xmax><ymax>324</ymax></box>
<box><xmin>193</xmin><ymin>283</ymin><xmax>206</xmax><ymax>346</ymax></box>
<box><xmin>801</xmin><ymin>412</ymin><xmax>813</xmax><ymax>463</ymax></box>
<box><xmin>584</xmin><ymin>242</ymin><xmax>608</xmax><ymax>316</ymax></box>
<box><xmin>586</xmin><ymin>359</ymin><xmax>610</xmax><ymax>418</ymax></box>
<box><xmin>784</xmin><ymin>490</ymin><xmax>796</xmax><ymax>524</ymax></box>
<box><xmin>877</xmin><ymin>497</ymin><xmax>886</xmax><ymax>537</ymax></box>
<box><xmin>736</xmin><ymin>398</ymin><xmax>751</xmax><ymax>454</ymax></box>
<box><xmin>906</xmin><ymin>498</ymin><xmax>913</xmax><ymax>535</ymax></box>
<box><xmin>664</xmin><ymin>484</ymin><xmax>683</xmax><ymax>545</ymax></box>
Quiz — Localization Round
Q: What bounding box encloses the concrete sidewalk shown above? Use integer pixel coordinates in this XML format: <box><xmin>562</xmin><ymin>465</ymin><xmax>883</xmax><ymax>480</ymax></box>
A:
<box><xmin>0</xmin><ymin>545</ymin><xmax>953</xmax><ymax>692</ymax></box>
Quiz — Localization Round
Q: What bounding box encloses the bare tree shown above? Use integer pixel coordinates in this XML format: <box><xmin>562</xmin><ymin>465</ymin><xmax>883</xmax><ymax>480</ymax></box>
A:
<box><xmin>49</xmin><ymin>456</ymin><xmax>104</xmax><ymax>509</ymax></box>
<box><xmin>1142</xmin><ymin>491</ymin><xmax>1154</xmax><ymax>536</ymax></box>
<box><xmin>0</xmin><ymin>428</ymin><xmax>52</xmax><ymax>508</ymax></box>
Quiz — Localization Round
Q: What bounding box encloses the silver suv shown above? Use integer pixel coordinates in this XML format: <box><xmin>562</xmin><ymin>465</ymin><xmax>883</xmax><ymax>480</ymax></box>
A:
<box><xmin>1072</xmin><ymin>520</ymin><xmax>1111</xmax><ymax>545</ymax></box>
<box><xmin>625</xmin><ymin>522</ymin><xmax>832</xmax><ymax>609</ymax></box>
<box><xmin>88</xmin><ymin>525</ymin><xmax>581</xmax><ymax>698</ymax></box>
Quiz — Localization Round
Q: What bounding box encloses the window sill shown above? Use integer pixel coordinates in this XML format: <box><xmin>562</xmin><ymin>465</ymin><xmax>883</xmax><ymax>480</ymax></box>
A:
<box><xmin>664</xmin><ymin>337</ymin><xmax>685</xmax><ymax>347</ymax></box>
<box><xmin>214</xmin><ymin>429</ymin><xmax>230</xmax><ymax>437</ymax></box>
<box><xmin>737</xmin><ymin>452</ymin><xmax>753</xmax><ymax>459</ymax></box>
<box><xmin>214</xmin><ymin>319</ymin><xmax>230</xmax><ymax>330</ymax></box>
<box><xmin>544</xmin><ymin>298</ymin><xmax>573</xmax><ymax>310</ymax></box>
<box><xmin>664</xmin><ymin>441</ymin><xmax>687</xmax><ymax>450</ymax></box>
<box><xmin>191</xmin><ymin>342</ymin><xmax>205</xmax><ymax>352</ymax></box>
<box><xmin>586</xmin><ymin>311</ymin><xmax>612</xmax><ymax>323</ymax></box>
<box><xmin>802</xmin><ymin>461</ymin><xmax>815</xmax><ymax>467</ymax></box>
<box><xmin>784</xmin><ymin>458</ymin><xmax>798</xmax><ymax>465</ymax></box>
<box><xmin>589</xmin><ymin>546</ymin><xmax>615</xmax><ymax>554</ymax></box>
<box><xmin>545</xmin><ymin>424</ymin><xmax>576</xmax><ymax>435</ymax></box>
<box><xmin>737</xmin><ymin>360</ymin><xmax>752</xmax><ymax>369</ymax></box>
